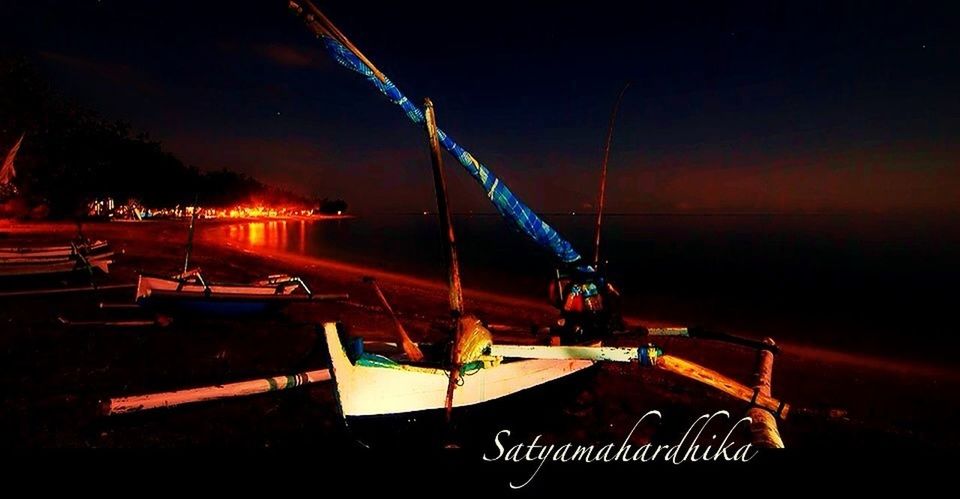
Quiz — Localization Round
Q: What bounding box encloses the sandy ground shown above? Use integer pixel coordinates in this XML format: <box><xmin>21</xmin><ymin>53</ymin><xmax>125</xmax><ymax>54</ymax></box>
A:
<box><xmin>1</xmin><ymin>220</ymin><xmax>958</xmax><ymax>459</ymax></box>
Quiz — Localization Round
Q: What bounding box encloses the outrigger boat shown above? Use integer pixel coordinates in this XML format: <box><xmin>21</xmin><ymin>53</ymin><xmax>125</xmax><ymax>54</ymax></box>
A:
<box><xmin>134</xmin><ymin>202</ymin><xmax>346</xmax><ymax>315</ymax></box>
<box><xmin>291</xmin><ymin>1</ymin><xmax>789</xmax><ymax>437</ymax></box>
<box><xmin>320</xmin><ymin>98</ymin><xmax>605</xmax><ymax>422</ymax></box>
<box><xmin>0</xmin><ymin>239</ymin><xmax>114</xmax><ymax>278</ymax></box>
<box><xmin>323</xmin><ymin>321</ymin><xmax>598</xmax><ymax>418</ymax></box>
<box><xmin>136</xmin><ymin>269</ymin><xmax>323</xmax><ymax>315</ymax></box>
<box><xmin>0</xmin><ymin>239</ymin><xmax>111</xmax><ymax>262</ymax></box>
<box><xmin>0</xmin><ymin>253</ymin><xmax>112</xmax><ymax>278</ymax></box>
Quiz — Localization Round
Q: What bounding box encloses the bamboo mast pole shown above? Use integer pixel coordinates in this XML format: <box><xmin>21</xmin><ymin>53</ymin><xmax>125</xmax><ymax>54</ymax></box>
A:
<box><xmin>424</xmin><ymin>98</ymin><xmax>466</xmax><ymax>422</ymax></box>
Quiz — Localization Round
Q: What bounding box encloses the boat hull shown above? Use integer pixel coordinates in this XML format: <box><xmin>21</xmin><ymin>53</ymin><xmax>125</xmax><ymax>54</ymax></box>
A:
<box><xmin>0</xmin><ymin>240</ymin><xmax>110</xmax><ymax>260</ymax></box>
<box><xmin>0</xmin><ymin>253</ymin><xmax>113</xmax><ymax>278</ymax></box>
<box><xmin>135</xmin><ymin>275</ymin><xmax>306</xmax><ymax>316</ymax></box>
<box><xmin>323</xmin><ymin>322</ymin><xmax>597</xmax><ymax>418</ymax></box>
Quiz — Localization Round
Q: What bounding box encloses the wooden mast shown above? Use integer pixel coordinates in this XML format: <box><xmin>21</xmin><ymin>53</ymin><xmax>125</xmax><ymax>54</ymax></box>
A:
<box><xmin>291</xmin><ymin>0</ymin><xmax>388</xmax><ymax>83</ymax></box>
<box><xmin>593</xmin><ymin>82</ymin><xmax>630</xmax><ymax>267</ymax></box>
<box><xmin>425</xmin><ymin>99</ymin><xmax>464</xmax><ymax>315</ymax></box>
<box><xmin>424</xmin><ymin>98</ymin><xmax>466</xmax><ymax>422</ymax></box>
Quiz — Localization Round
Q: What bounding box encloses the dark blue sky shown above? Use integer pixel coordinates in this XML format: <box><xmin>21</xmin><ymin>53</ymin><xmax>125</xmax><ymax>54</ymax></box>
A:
<box><xmin>3</xmin><ymin>0</ymin><xmax>958</xmax><ymax>213</ymax></box>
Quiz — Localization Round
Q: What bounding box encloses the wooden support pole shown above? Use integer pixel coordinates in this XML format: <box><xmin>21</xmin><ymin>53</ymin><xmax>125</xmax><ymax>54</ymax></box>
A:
<box><xmin>365</xmin><ymin>277</ymin><xmax>423</xmax><ymax>362</ymax></box>
<box><xmin>746</xmin><ymin>338</ymin><xmax>785</xmax><ymax>448</ymax></box>
<box><xmin>99</xmin><ymin>302</ymin><xmax>141</xmax><ymax>310</ymax></box>
<box><xmin>0</xmin><ymin>283</ymin><xmax>136</xmax><ymax>298</ymax></box>
<box><xmin>103</xmin><ymin>369</ymin><xmax>331</xmax><ymax>415</ymax></box>
<box><xmin>58</xmin><ymin>317</ymin><xmax>160</xmax><ymax>328</ymax></box>
<box><xmin>490</xmin><ymin>343</ymin><xmax>789</xmax><ymax>417</ymax></box>
<box><xmin>490</xmin><ymin>344</ymin><xmax>638</xmax><ymax>363</ymax></box>
<box><xmin>658</xmin><ymin>354</ymin><xmax>789</xmax><ymax>418</ymax></box>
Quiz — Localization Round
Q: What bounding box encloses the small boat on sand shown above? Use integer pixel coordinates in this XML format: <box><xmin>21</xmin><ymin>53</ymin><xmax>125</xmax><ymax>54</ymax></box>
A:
<box><xmin>0</xmin><ymin>253</ymin><xmax>113</xmax><ymax>278</ymax></box>
<box><xmin>0</xmin><ymin>239</ymin><xmax>114</xmax><ymax>278</ymax></box>
<box><xmin>135</xmin><ymin>268</ymin><xmax>341</xmax><ymax>315</ymax></box>
<box><xmin>0</xmin><ymin>240</ymin><xmax>111</xmax><ymax>261</ymax></box>
<box><xmin>323</xmin><ymin>321</ymin><xmax>597</xmax><ymax>417</ymax></box>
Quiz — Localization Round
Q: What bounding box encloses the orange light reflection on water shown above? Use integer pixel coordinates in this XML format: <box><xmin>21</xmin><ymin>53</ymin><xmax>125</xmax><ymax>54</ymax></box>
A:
<box><xmin>224</xmin><ymin>220</ymin><xmax>315</xmax><ymax>251</ymax></box>
<box><xmin>247</xmin><ymin>222</ymin><xmax>265</xmax><ymax>246</ymax></box>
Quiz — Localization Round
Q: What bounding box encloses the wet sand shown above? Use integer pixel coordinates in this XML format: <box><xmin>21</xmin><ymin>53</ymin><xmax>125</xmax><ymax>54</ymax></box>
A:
<box><xmin>1</xmin><ymin>220</ymin><xmax>958</xmax><ymax>456</ymax></box>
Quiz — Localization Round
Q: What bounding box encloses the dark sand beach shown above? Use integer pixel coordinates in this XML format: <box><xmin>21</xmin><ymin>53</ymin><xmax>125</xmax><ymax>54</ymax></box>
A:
<box><xmin>2</xmin><ymin>219</ymin><xmax>958</xmax><ymax>458</ymax></box>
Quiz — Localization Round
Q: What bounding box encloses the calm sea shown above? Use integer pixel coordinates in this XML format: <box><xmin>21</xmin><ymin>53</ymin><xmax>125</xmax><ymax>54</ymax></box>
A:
<box><xmin>220</xmin><ymin>214</ymin><xmax>959</xmax><ymax>365</ymax></box>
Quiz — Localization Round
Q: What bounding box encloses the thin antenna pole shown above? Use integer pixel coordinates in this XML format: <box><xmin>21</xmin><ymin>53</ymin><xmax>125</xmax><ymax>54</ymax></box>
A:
<box><xmin>593</xmin><ymin>82</ymin><xmax>630</xmax><ymax>267</ymax></box>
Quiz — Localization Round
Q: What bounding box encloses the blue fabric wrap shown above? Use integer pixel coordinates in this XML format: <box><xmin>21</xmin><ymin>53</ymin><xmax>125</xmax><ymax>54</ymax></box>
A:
<box><xmin>322</xmin><ymin>37</ymin><xmax>583</xmax><ymax>264</ymax></box>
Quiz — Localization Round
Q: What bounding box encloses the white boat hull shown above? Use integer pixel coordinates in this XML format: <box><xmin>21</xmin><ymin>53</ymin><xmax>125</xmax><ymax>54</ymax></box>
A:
<box><xmin>0</xmin><ymin>253</ymin><xmax>113</xmax><ymax>277</ymax></box>
<box><xmin>0</xmin><ymin>240</ymin><xmax>110</xmax><ymax>260</ymax></box>
<box><xmin>136</xmin><ymin>275</ymin><xmax>301</xmax><ymax>300</ymax></box>
<box><xmin>323</xmin><ymin>322</ymin><xmax>596</xmax><ymax>417</ymax></box>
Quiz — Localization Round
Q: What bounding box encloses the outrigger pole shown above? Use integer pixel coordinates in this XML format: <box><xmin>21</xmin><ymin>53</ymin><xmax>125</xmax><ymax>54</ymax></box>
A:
<box><xmin>489</xmin><ymin>343</ymin><xmax>789</xmax><ymax>418</ymax></box>
<box><xmin>102</xmin><ymin>369</ymin><xmax>331</xmax><ymax>415</ymax></box>
<box><xmin>0</xmin><ymin>283</ymin><xmax>135</xmax><ymax>298</ymax></box>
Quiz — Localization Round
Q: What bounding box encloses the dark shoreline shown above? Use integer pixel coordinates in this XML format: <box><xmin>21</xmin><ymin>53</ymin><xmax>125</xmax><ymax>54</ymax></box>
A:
<box><xmin>1</xmin><ymin>220</ymin><xmax>958</xmax><ymax>449</ymax></box>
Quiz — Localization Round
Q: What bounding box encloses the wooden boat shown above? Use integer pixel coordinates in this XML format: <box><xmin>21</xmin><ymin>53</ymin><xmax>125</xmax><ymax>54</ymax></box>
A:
<box><xmin>0</xmin><ymin>240</ymin><xmax>111</xmax><ymax>261</ymax></box>
<box><xmin>135</xmin><ymin>269</ymin><xmax>343</xmax><ymax>314</ymax></box>
<box><xmin>323</xmin><ymin>322</ymin><xmax>596</xmax><ymax>417</ymax></box>
<box><xmin>0</xmin><ymin>254</ymin><xmax>113</xmax><ymax>277</ymax></box>
<box><xmin>292</xmin><ymin>4</ymin><xmax>788</xmax><ymax>448</ymax></box>
<box><xmin>0</xmin><ymin>237</ymin><xmax>114</xmax><ymax>278</ymax></box>
<box><xmin>315</xmin><ymin>99</ymin><xmax>610</xmax><ymax>426</ymax></box>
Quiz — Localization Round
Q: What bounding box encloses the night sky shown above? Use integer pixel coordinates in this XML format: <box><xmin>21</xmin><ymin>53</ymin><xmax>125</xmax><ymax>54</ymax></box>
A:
<box><xmin>3</xmin><ymin>0</ymin><xmax>957</xmax><ymax>214</ymax></box>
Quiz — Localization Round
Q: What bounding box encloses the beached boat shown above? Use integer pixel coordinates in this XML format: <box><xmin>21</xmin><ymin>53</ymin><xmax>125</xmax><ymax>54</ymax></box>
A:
<box><xmin>315</xmin><ymin>96</ymin><xmax>608</xmax><ymax>422</ymax></box>
<box><xmin>0</xmin><ymin>237</ymin><xmax>114</xmax><ymax>278</ymax></box>
<box><xmin>134</xmin><ymin>192</ymin><xmax>346</xmax><ymax>314</ymax></box>
<box><xmin>0</xmin><ymin>239</ymin><xmax>111</xmax><ymax>261</ymax></box>
<box><xmin>0</xmin><ymin>250</ymin><xmax>113</xmax><ymax>277</ymax></box>
<box><xmin>323</xmin><ymin>321</ymin><xmax>596</xmax><ymax>417</ymax></box>
<box><xmin>290</xmin><ymin>2</ymin><xmax>788</xmax><ymax>448</ymax></box>
<box><xmin>135</xmin><ymin>269</ymin><xmax>338</xmax><ymax>314</ymax></box>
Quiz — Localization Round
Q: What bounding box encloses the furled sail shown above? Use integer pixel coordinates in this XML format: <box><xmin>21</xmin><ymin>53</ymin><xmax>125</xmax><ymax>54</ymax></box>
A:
<box><xmin>291</xmin><ymin>1</ymin><xmax>583</xmax><ymax>265</ymax></box>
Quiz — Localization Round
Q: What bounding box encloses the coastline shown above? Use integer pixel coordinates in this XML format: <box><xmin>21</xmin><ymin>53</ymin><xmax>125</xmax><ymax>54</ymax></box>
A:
<box><xmin>1</xmin><ymin>220</ymin><xmax>959</xmax><ymax>448</ymax></box>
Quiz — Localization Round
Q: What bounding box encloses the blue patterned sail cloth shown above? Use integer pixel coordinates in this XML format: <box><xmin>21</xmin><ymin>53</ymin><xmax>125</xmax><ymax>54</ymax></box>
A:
<box><xmin>321</xmin><ymin>37</ymin><xmax>583</xmax><ymax>265</ymax></box>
